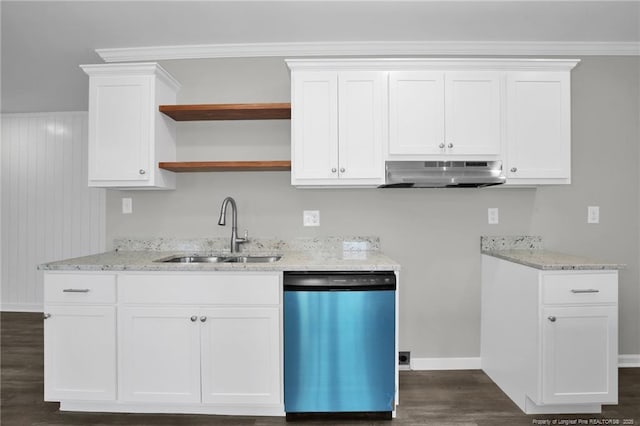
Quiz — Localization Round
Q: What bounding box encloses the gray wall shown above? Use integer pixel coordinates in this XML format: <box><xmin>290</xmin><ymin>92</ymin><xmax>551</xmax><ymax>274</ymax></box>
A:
<box><xmin>106</xmin><ymin>56</ymin><xmax>640</xmax><ymax>357</ymax></box>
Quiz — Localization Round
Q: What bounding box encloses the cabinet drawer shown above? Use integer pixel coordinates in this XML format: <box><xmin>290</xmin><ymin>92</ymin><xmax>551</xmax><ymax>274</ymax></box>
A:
<box><xmin>119</xmin><ymin>273</ymin><xmax>281</xmax><ymax>305</ymax></box>
<box><xmin>542</xmin><ymin>273</ymin><xmax>618</xmax><ymax>305</ymax></box>
<box><xmin>44</xmin><ymin>273</ymin><xmax>117</xmax><ymax>304</ymax></box>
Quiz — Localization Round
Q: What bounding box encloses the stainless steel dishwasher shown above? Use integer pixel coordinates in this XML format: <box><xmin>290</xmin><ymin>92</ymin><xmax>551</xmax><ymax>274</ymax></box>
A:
<box><xmin>283</xmin><ymin>271</ymin><xmax>396</xmax><ymax>419</ymax></box>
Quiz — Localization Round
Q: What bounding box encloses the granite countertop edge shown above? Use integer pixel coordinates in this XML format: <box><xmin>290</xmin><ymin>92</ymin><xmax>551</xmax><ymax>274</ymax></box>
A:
<box><xmin>481</xmin><ymin>249</ymin><xmax>625</xmax><ymax>271</ymax></box>
<box><xmin>38</xmin><ymin>249</ymin><xmax>401</xmax><ymax>272</ymax></box>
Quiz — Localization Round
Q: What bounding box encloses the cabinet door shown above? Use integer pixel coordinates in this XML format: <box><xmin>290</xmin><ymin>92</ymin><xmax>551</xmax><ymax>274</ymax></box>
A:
<box><xmin>200</xmin><ymin>307</ymin><xmax>281</xmax><ymax>405</ymax></box>
<box><xmin>541</xmin><ymin>305</ymin><xmax>618</xmax><ymax>404</ymax></box>
<box><xmin>445</xmin><ymin>72</ymin><xmax>501</xmax><ymax>155</ymax></box>
<box><xmin>291</xmin><ymin>71</ymin><xmax>339</xmax><ymax>181</ymax></box>
<box><xmin>88</xmin><ymin>75</ymin><xmax>152</xmax><ymax>183</ymax></box>
<box><xmin>44</xmin><ymin>305</ymin><xmax>116</xmax><ymax>401</ymax></box>
<box><xmin>337</xmin><ymin>72</ymin><xmax>385</xmax><ymax>180</ymax></box>
<box><xmin>506</xmin><ymin>72</ymin><xmax>571</xmax><ymax>182</ymax></box>
<box><xmin>118</xmin><ymin>307</ymin><xmax>201</xmax><ymax>403</ymax></box>
<box><xmin>389</xmin><ymin>71</ymin><xmax>445</xmax><ymax>155</ymax></box>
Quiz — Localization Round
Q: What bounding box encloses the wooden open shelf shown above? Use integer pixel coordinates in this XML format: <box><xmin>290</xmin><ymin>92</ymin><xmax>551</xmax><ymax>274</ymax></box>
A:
<box><xmin>159</xmin><ymin>161</ymin><xmax>291</xmax><ymax>173</ymax></box>
<box><xmin>158</xmin><ymin>102</ymin><xmax>292</xmax><ymax>173</ymax></box>
<box><xmin>159</xmin><ymin>103</ymin><xmax>291</xmax><ymax>121</ymax></box>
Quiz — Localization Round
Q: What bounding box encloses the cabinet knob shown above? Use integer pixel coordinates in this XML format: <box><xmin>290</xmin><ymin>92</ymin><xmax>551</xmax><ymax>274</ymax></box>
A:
<box><xmin>548</xmin><ymin>316</ymin><xmax>556</xmax><ymax>322</ymax></box>
<box><xmin>340</xmin><ymin>168</ymin><xmax>345</xmax><ymax>173</ymax></box>
<box><xmin>510</xmin><ymin>167</ymin><xmax>518</xmax><ymax>173</ymax></box>
<box><xmin>190</xmin><ymin>315</ymin><xmax>197</xmax><ymax>322</ymax></box>
<box><xmin>331</xmin><ymin>168</ymin><xmax>337</xmax><ymax>173</ymax></box>
<box><xmin>438</xmin><ymin>143</ymin><xmax>445</xmax><ymax>149</ymax></box>
<box><xmin>200</xmin><ymin>316</ymin><xmax>207</xmax><ymax>323</ymax></box>
<box><xmin>447</xmin><ymin>143</ymin><xmax>454</xmax><ymax>149</ymax></box>
<box><xmin>43</xmin><ymin>313</ymin><xmax>51</xmax><ymax>320</ymax></box>
<box><xmin>139</xmin><ymin>169</ymin><xmax>146</xmax><ymax>175</ymax></box>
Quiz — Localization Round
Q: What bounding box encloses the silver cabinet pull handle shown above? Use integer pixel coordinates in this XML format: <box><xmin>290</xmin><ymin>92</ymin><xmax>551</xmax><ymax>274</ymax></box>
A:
<box><xmin>63</xmin><ymin>288</ymin><xmax>90</xmax><ymax>293</ymax></box>
<box><xmin>447</xmin><ymin>143</ymin><xmax>454</xmax><ymax>148</ymax></box>
<box><xmin>43</xmin><ymin>313</ymin><xmax>51</xmax><ymax>320</ymax></box>
<box><xmin>340</xmin><ymin>168</ymin><xmax>345</xmax><ymax>173</ymax></box>
<box><xmin>139</xmin><ymin>169</ymin><xmax>146</xmax><ymax>175</ymax></box>
<box><xmin>200</xmin><ymin>316</ymin><xmax>207</xmax><ymax>322</ymax></box>
<box><xmin>511</xmin><ymin>167</ymin><xmax>518</xmax><ymax>173</ymax></box>
<box><xmin>331</xmin><ymin>168</ymin><xmax>337</xmax><ymax>173</ymax></box>
<box><xmin>190</xmin><ymin>315</ymin><xmax>198</xmax><ymax>322</ymax></box>
<box><xmin>438</xmin><ymin>143</ymin><xmax>445</xmax><ymax>149</ymax></box>
<box><xmin>571</xmin><ymin>289</ymin><xmax>600</xmax><ymax>294</ymax></box>
<box><xmin>548</xmin><ymin>316</ymin><xmax>556</xmax><ymax>322</ymax></box>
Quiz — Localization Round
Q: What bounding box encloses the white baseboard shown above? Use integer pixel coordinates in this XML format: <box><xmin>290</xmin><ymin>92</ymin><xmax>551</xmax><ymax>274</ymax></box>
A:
<box><xmin>1</xmin><ymin>303</ymin><xmax>43</xmax><ymax>313</ymax></box>
<box><xmin>410</xmin><ymin>355</ymin><xmax>640</xmax><ymax>370</ymax></box>
<box><xmin>618</xmin><ymin>354</ymin><xmax>640</xmax><ymax>368</ymax></box>
<box><xmin>411</xmin><ymin>357</ymin><xmax>482</xmax><ymax>370</ymax></box>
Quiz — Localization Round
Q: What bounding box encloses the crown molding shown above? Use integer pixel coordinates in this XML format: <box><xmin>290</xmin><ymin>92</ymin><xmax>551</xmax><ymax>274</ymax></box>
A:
<box><xmin>96</xmin><ymin>40</ymin><xmax>640</xmax><ymax>62</ymax></box>
<box><xmin>80</xmin><ymin>62</ymin><xmax>181</xmax><ymax>90</ymax></box>
<box><xmin>285</xmin><ymin>58</ymin><xmax>580</xmax><ymax>71</ymax></box>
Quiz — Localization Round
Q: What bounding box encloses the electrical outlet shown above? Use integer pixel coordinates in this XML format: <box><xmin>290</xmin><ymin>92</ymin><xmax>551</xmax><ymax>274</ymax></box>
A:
<box><xmin>303</xmin><ymin>210</ymin><xmax>320</xmax><ymax>227</ymax></box>
<box><xmin>399</xmin><ymin>351</ymin><xmax>410</xmax><ymax>365</ymax></box>
<box><xmin>588</xmin><ymin>206</ymin><xmax>600</xmax><ymax>224</ymax></box>
<box><xmin>122</xmin><ymin>198</ymin><xmax>132</xmax><ymax>214</ymax></box>
<box><xmin>488</xmin><ymin>208</ymin><xmax>499</xmax><ymax>225</ymax></box>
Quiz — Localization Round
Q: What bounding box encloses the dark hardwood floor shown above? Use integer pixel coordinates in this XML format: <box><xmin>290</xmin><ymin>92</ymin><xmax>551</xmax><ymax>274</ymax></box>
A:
<box><xmin>2</xmin><ymin>312</ymin><xmax>639</xmax><ymax>426</ymax></box>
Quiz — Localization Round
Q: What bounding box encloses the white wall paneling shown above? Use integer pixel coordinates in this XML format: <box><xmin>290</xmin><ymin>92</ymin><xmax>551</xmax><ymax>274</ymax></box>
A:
<box><xmin>1</xmin><ymin>112</ymin><xmax>105</xmax><ymax>312</ymax></box>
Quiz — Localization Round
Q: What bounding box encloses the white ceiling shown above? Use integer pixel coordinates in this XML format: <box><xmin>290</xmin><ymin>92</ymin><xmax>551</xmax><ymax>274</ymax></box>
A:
<box><xmin>2</xmin><ymin>0</ymin><xmax>639</xmax><ymax>113</ymax></box>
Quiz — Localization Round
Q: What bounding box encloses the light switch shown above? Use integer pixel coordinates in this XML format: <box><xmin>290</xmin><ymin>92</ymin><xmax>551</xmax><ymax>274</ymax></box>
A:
<box><xmin>588</xmin><ymin>206</ymin><xmax>600</xmax><ymax>224</ymax></box>
<box><xmin>303</xmin><ymin>210</ymin><xmax>320</xmax><ymax>227</ymax></box>
<box><xmin>488</xmin><ymin>208</ymin><xmax>499</xmax><ymax>225</ymax></box>
<box><xmin>122</xmin><ymin>197</ymin><xmax>132</xmax><ymax>214</ymax></box>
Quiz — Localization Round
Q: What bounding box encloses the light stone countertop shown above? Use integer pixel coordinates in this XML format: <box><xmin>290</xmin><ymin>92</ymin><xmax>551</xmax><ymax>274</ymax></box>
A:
<box><xmin>38</xmin><ymin>236</ymin><xmax>400</xmax><ymax>272</ymax></box>
<box><xmin>481</xmin><ymin>236</ymin><xmax>624</xmax><ymax>271</ymax></box>
<box><xmin>38</xmin><ymin>250</ymin><xmax>399</xmax><ymax>272</ymax></box>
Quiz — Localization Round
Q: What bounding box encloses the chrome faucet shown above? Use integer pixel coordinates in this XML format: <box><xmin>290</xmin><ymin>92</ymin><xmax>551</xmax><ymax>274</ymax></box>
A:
<box><xmin>217</xmin><ymin>197</ymin><xmax>248</xmax><ymax>253</ymax></box>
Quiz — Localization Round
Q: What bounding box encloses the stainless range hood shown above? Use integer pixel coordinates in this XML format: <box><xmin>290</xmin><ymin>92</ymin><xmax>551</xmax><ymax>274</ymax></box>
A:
<box><xmin>379</xmin><ymin>160</ymin><xmax>506</xmax><ymax>188</ymax></box>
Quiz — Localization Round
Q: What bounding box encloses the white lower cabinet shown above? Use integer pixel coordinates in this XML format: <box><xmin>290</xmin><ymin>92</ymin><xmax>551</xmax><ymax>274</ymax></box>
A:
<box><xmin>541</xmin><ymin>305</ymin><xmax>618</xmax><ymax>405</ymax></box>
<box><xmin>43</xmin><ymin>273</ymin><xmax>117</xmax><ymax>402</ymax></box>
<box><xmin>200</xmin><ymin>307</ymin><xmax>280</xmax><ymax>405</ymax></box>
<box><xmin>118</xmin><ymin>306</ymin><xmax>201</xmax><ymax>403</ymax></box>
<box><xmin>44</xmin><ymin>271</ymin><xmax>283</xmax><ymax>416</ymax></box>
<box><xmin>118</xmin><ymin>305</ymin><xmax>281</xmax><ymax>406</ymax></box>
<box><xmin>117</xmin><ymin>272</ymin><xmax>282</xmax><ymax>414</ymax></box>
<box><xmin>481</xmin><ymin>255</ymin><xmax>618</xmax><ymax>414</ymax></box>
<box><xmin>44</xmin><ymin>305</ymin><xmax>117</xmax><ymax>401</ymax></box>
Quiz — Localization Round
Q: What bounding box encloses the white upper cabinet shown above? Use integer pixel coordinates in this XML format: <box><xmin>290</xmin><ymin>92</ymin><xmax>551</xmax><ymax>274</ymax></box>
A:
<box><xmin>445</xmin><ymin>72</ymin><xmax>501</xmax><ymax>156</ymax></box>
<box><xmin>505</xmin><ymin>72</ymin><xmax>572</xmax><ymax>185</ymax></box>
<box><xmin>290</xmin><ymin>71</ymin><xmax>339</xmax><ymax>182</ymax></box>
<box><xmin>388</xmin><ymin>71</ymin><xmax>445</xmax><ymax>155</ymax></box>
<box><xmin>81</xmin><ymin>63</ymin><xmax>180</xmax><ymax>189</ymax></box>
<box><xmin>288</xmin><ymin>61</ymin><xmax>386</xmax><ymax>187</ymax></box>
<box><xmin>338</xmin><ymin>72</ymin><xmax>386</xmax><ymax>181</ymax></box>
<box><xmin>389</xmin><ymin>71</ymin><xmax>501</xmax><ymax>158</ymax></box>
<box><xmin>287</xmin><ymin>58</ymin><xmax>579</xmax><ymax>187</ymax></box>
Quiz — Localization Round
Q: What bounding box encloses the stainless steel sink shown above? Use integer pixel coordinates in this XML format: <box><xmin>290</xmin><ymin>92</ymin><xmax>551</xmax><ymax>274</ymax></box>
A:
<box><xmin>160</xmin><ymin>255</ymin><xmax>228</xmax><ymax>263</ymax></box>
<box><xmin>223</xmin><ymin>255</ymin><xmax>282</xmax><ymax>263</ymax></box>
<box><xmin>156</xmin><ymin>255</ymin><xmax>282</xmax><ymax>264</ymax></box>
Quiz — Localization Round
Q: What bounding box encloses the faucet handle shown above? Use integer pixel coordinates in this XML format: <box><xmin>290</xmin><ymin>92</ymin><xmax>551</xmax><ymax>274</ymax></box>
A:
<box><xmin>238</xmin><ymin>229</ymin><xmax>249</xmax><ymax>243</ymax></box>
